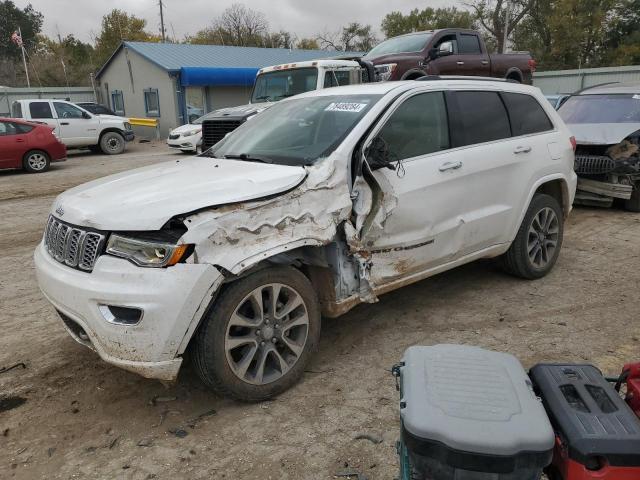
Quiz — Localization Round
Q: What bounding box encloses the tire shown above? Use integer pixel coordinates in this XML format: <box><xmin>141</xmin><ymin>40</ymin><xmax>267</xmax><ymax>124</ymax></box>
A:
<box><xmin>23</xmin><ymin>150</ymin><xmax>50</xmax><ymax>173</ymax></box>
<box><xmin>624</xmin><ymin>184</ymin><xmax>640</xmax><ymax>212</ymax></box>
<box><xmin>501</xmin><ymin>193</ymin><xmax>564</xmax><ymax>279</ymax></box>
<box><xmin>99</xmin><ymin>131</ymin><xmax>125</xmax><ymax>155</ymax></box>
<box><xmin>193</xmin><ymin>266</ymin><xmax>321</xmax><ymax>402</ymax></box>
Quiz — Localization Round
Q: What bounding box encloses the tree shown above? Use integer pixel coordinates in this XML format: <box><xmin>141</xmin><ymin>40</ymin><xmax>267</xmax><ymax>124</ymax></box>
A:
<box><xmin>318</xmin><ymin>22</ymin><xmax>377</xmax><ymax>51</ymax></box>
<box><xmin>34</xmin><ymin>34</ymin><xmax>96</xmax><ymax>86</ymax></box>
<box><xmin>0</xmin><ymin>1</ymin><xmax>42</xmax><ymax>60</ymax></box>
<box><xmin>381</xmin><ymin>7</ymin><xmax>476</xmax><ymax>38</ymax></box>
<box><xmin>466</xmin><ymin>0</ymin><xmax>535</xmax><ymax>52</ymax></box>
<box><xmin>94</xmin><ymin>9</ymin><xmax>159</xmax><ymax>67</ymax></box>
<box><xmin>603</xmin><ymin>0</ymin><xmax>640</xmax><ymax>65</ymax></box>
<box><xmin>297</xmin><ymin>38</ymin><xmax>319</xmax><ymax>50</ymax></box>
<box><xmin>214</xmin><ymin>3</ymin><xmax>269</xmax><ymax>46</ymax></box>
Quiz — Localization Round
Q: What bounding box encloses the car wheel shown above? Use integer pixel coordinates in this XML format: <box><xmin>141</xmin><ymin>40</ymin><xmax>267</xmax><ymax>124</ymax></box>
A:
<box><xmin>624</xmin><ymin>184</ymin><xmax>640</xmax><ymax>212</ymax></box>
<box><xmin>193</xmin><ymin>266</ymin><xmax>321</xmax><ymax>402</ymax></box>
<box><xmin>99</xmin><ymin>132</ymin><xmax>125</xmax><ymax>155</ymax></box>
<box><xmin>501</xmin><ymin>193</ymin><xmax>564</xmax><ymax>279</ymax></box>
<box><xmin>23</xmin><ymin>150</ymin><xmax>50</xmax><ymax>173</ymax></box>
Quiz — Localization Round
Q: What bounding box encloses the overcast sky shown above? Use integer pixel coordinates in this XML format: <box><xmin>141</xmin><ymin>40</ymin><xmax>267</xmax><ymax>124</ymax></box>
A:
<box><xmin>17</xmin><ymin>0</ymin><xmax>452</xmax><ymax>44</ymax></box>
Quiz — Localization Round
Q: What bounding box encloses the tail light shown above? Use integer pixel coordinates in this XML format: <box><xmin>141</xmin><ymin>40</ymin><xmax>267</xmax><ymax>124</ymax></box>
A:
<box><xmin>528</xmin><ymin>58</ymin><xmax>537</xmax><ymax>73</ymax></box>
<box><xmin>570</xmin><ymin>136</ymin><xmax>577</xmax><ymax>151</ymax></box>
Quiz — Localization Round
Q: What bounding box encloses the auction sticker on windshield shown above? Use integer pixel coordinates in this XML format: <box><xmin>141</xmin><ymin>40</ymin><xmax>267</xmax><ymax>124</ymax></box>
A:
<box><xmin>325</xmin><ymin>102</ymin><xmax>368</xmax><ymax>113</ymax></box>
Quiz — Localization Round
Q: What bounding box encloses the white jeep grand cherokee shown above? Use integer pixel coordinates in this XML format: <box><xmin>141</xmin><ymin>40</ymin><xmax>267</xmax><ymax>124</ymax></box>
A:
<box><xmin>35</xmin><ymin>79</ymin><xmax>577</xmax><ymax>401</ymax></box>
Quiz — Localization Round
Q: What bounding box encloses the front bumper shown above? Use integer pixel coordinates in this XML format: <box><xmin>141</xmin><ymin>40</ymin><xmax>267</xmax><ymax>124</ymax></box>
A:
<box><xmin>124</xmin><ymin>130</ymin><xmax>135</xmax><ymax>142</ymax></box>
<box><xmin>34</xmin><ymin>242</ymin><xmax>222</xmax><ymax>381</ymax></box>
<box><xmin>167</xmin><ymin>133</ymin><xmax>201</xmax><ymax>151</ymax></box>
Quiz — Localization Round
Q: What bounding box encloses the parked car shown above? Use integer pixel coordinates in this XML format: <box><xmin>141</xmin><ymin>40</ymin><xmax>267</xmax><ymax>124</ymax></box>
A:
<box><xmin>198</xmin><ymin>58</ymin><xmax>375</xmax><ymax>151</ymax></box>
<box><xmin>35</xmin><ymin>79</ymin><xmax>576</xmax><ymax>401</ymax></box>
<box><xmin>544</xmin><ymin>94</ymin><xmax>570</xmax><ymax>110</ymax></box>
<box><xmin>558</xmin><ymin>82</ymin><xmax>640</xmax><ymax>210</ymax></box>
<box><xmin>363</xmin><ymin>29</ymin><xmax>536</xmax><ymax>83</ymax></box>
<box><xmin>11</xmin><ymin>99</ymin><xmax>134</xmax><ymax>155</ymax></box>
<box><xmin>76</xmin><ymin>102</ymin><xmax>117</xmax><ymax>116</ymax></box>
<box><xmin>0</xmin><ymin>117</ymin><xmax>66</xmax><ymax>173</ymax></box>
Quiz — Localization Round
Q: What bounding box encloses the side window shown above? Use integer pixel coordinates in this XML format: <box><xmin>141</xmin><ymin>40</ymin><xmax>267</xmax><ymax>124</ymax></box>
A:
<box><xmin>323</xmin><ymin>71</ymin><xmax>351</xmax><ymax>88</ymax></box>
<box><xmin>54</xmin><ymin>102</ymin><xmax>84</xmax><ymax>119</ymax></box>
<box><xmin>14</xmin><ymin>123</ymin><xmax>33</xmax><ymax>134</ymax></box>
<box><xmin>502</xmin><ymin>92</ymin><xmax>554</xmax><ymax>136</ymax></box>
<box><xmin>377</xmin><ymin>92</ymin><xmax>450</xmax><ymax>161</ymax></box>
<box><xmin>0</xmin><ymin>121</ymin><xmax>16</xmax><ymax>135</ymax></box>
<box><xmin>144</xmin><ymin>88</ymin><xmax>160</xmax><ymax>117</ymax></box>
<box><xmin>451</xmin><ymin>91</ymin><xmax>511</xmax><ymax>146</ymax></box>
<box><xmin>459</xmin><ymin>34</ymin><xmax>482</xmax><ymax>54</ymax></box>
<box><xmin>434</xmin><ymin>34</ymin><xmax>458</xmax><ymax>54</ymax></box>
<box><xmin>29</xmin><ymin>102</ymin><xmax>53</xmax><ymax>119</ymax></box>
<box><xmin>111</xmin><ymin>90</ymin><xmax>125</xmax><ymax>116</ymax></box>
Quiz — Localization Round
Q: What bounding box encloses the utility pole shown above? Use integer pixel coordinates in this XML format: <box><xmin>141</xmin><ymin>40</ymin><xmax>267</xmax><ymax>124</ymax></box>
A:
<box><xmin>502</xmin><ymin>0</ymin><xmax>510</xmax><ymax>54</ymax></box>
<box><xmin>159</xmin><ymin>0</ymin><xmax>166</xmax><ymax>43</ymax></box>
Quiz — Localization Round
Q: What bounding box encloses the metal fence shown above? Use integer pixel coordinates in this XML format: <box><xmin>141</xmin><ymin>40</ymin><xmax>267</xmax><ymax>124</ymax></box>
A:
<box><xmin>0</xmin><ymin>86</ymin><xmax>96</xmax><ymax>116</ymax></box>
<box><xmin>533</xmin><ymin>65</ymin><xmax>640</xmax><ymax>94</ymax></box>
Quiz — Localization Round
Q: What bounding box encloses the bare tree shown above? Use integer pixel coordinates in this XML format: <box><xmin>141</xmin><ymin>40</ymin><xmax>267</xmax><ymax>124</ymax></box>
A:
<box><xmin>317</xmin><ymin>23</ymin><xmax>377</xmax><ymax>51</ymax></box>
<box><xmin>466</xmin><ymin>0</ymin><xmax>534</xmax><ymax>52</ymax></box>
<box><xmin>214</xmin><ymin>3</ymin><xmax>269</xmax><ymax>47</ymax></box>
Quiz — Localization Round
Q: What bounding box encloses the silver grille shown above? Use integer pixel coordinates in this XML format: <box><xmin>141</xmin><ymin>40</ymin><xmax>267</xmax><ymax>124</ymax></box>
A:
<box><xmin>575</xmin><ymin>154</ymin><xmax>616</xmax><ymax>175</ymax></box>
<box><xmin>44</xmin><ymin>216</ymin><xmax>106</xmax><ymax>271</ymax></box>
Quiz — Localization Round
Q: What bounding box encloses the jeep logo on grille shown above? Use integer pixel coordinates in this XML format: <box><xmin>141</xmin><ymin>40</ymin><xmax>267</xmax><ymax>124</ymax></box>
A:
<box><xmin>55</xmin><ymin>205</ymin><xmax>64</xmax><ymax>216</ymax></box>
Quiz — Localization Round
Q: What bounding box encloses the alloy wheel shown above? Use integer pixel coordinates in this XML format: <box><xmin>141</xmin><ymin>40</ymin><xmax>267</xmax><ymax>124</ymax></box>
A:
<box><xmin>527</xmin><ymin>207</ymin><xmax>559</xmax><ymax>269</ymax></box>
<box><xmin>27</xmin><ymin>153</ymin><xmax>47</xmax><ymax>171</ymax></box>
<box><xmin>224</xmin><ymin>283</ymin><xmax>310</xmax><ymax>385</ymax></box>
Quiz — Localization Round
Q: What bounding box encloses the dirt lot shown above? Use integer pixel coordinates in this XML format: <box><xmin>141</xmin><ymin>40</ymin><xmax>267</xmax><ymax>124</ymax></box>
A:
<box><xmin>1</xmin><ymin>142</ymin><xmax>639</xmax><ymax>480</ymax></box>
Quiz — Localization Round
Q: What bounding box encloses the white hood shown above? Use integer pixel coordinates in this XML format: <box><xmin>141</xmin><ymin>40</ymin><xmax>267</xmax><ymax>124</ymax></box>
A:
<box><xmin>52</xmin><ymin>157</ymin><xmax>306</xmax><ymax>231</ymax></box>
<box><xmin>169</xmin><ymin>123</ymin><xmax>202</xmax><ymax>135</ymax></box>
<box><xmin>97</xmin><ymin>114</ymin><xmax>129</xmax><ymax>125</ymax></box>
<box><xmin>568</xmin><ymin>123</ymin><xmax>640</xmax><ymax>145</ymax></box>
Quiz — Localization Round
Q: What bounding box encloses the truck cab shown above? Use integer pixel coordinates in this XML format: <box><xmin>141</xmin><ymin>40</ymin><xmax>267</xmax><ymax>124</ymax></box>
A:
<box><xmin>195</xmin><ymin>59</ymin><xmax>372</xmax><ymax>151</ymax></box>
<box><xmin>11</xmin><ymin>99</ymin><xmax>134</xmax><ymax>155</ymax></box>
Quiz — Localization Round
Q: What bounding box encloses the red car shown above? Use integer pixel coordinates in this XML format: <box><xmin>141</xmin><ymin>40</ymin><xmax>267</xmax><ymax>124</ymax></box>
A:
<box><xmin>0</xmin><ymin>117</ymin><xmax>66</xmax><ymax>173</ymax></box>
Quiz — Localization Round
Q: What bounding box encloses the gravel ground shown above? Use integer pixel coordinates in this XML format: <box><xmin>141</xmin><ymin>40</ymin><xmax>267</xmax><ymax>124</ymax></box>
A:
<box><xmin>1</xmin><ymin>142</ymin><xmax>639</xmax><ymax>479</ymax></box>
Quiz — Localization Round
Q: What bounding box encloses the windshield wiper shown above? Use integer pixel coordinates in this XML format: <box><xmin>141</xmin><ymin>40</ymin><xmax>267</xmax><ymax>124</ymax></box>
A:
<box><xmin>223</xmin><ymin>153</ymin><xmax>273</xmax><ymax>164</ymax></box>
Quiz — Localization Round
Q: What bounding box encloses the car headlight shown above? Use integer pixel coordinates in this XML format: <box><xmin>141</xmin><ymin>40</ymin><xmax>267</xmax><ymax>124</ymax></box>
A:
<box><xmin>106</xmin><ymin>234</ymin><xmax>192</xmax><ymax>268</ymax></box>
<box><xmin>124</xmin><ymin>122</ymin><xmax>132</xmax><ymax>130</ymax></box>
<box><xmin>184</xmin><ymin>128</ymin><xmax>201</xmax><ymax>137</ymax></box>
<box><xmin>375</xmin><ymin>63</ymin><xmax>397</xmax><ymax>81</ymax></box>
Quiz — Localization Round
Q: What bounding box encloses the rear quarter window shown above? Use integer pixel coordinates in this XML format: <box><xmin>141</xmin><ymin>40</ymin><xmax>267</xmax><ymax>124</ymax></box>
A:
<box><xmin>502</xmin><ymin>92</ymin><xmax>554</xmax><ymax>136</ymax></box>
<box><xmin>459</xmin><ymin>34</ymin><xmax>482</xmax><ymax>54</ymax></box>
<box><xmin>450</xmin><ymin>91</ymin><xmax>511</xmax><ymax>146</ymax></box>
<box><xmin>29</xmin><ymin>102</ymin><xmax>54</xmax><ymax>119</ymax></box>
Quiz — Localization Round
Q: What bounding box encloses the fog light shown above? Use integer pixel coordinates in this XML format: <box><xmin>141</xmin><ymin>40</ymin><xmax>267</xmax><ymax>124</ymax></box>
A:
<box><xmin>99</xmin><ymin>305</ymin><xmax>143</xmax><ymax>325</ymax></box>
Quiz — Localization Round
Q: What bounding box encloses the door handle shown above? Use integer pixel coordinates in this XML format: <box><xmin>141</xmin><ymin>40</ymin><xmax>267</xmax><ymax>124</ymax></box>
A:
<box><xmin>481</xmin><ymin>60</ymin><xmax>489</xmax><ymax>65</ymax></box>
<box><xmin>456</xmin><ymin>61</ymin><xmax>465</xmax><ymax>66</ymax></box>
<box><xmin>514</xmin><ymin>146</ymin><xmax>532</xmax><ymax>154</ymax></box>
<box><xmin>439</xmin><ymin>161</ymin><xmax>463</xmax><ymax>172</ymax></box>
<box><xmin>60</xmin><ymin>122</ymin><xmax>70</xmax><ymax>125</ymax></box>
<box><xmin>16</xmin><ymin>138</ymin><xmax>25</xmax><ymax>143</ymax></box>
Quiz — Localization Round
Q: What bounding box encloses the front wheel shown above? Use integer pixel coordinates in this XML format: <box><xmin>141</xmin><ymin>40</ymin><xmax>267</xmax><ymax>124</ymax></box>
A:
<box><xmin>99</xmin><ymin>132</ymin><xmax>125</xmax><ymax>155</ymax></box>
<box><xmin>23</xmin><ymin>150</ymin><xmax>50</xmax><ymax>173</ymax></box>
<box><xmin>192</xmin><ymin>266</ymin><xmax>321</xmax><ymax>402</ymax></box>
<box><xmin>501</xmin><ymin>194</ymin><xmax>564</xmax><ymax>279</ymax></box>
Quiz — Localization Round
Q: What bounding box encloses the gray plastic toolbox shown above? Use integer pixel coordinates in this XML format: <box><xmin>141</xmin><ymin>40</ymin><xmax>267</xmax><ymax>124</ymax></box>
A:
<box><xmin>398</xmin><ymin>344</ymin><xmax>555</xmax><ymax>480</ymax></box>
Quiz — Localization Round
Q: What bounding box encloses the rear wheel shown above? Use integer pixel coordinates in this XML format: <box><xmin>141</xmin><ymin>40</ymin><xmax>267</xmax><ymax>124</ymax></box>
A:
<box><xmin>23</xmin><ymin>150</ymin><xmax>50</xmax><ymax>173</ymax></box>
<box><xmin>99</xmin><ymin>131</ymin><xmax>125</xmax><ymax>155</ymax></box>
<box><xmin>502</xmin><ymin>194</ymin><xmax>564</xmax><ymax>279</ymax></box>
<box><xmin>193</xmin><ymin>266</ymin><xmax>321</xmax><ymax>402</ymax></box>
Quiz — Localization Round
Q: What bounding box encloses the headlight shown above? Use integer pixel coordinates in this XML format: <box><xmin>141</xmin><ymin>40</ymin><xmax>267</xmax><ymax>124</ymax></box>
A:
<box><xmin>124</xmin><ymin>122</ymin><xmax>132</xmax><ymax>130</ymax></box>
<box><xmin>184</xmin><ymin>128</ymin><xmax>201</xmax><ymax>137</ymax></box>
<box><xmin>375</xmin><ymin>63</ymin><xmax>397</xmax><ymax>82</ymax></box>
<box><xmin>106</xmin><ymin>234</ymin><xmax>191</xmax><ymax>268</ymax></box>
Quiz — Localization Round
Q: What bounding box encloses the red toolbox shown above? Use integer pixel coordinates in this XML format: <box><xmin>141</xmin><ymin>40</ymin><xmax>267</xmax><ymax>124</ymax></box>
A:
<box><xmin>530</xmin><ymin>363</ymin><xmax>640</xmax><ymax>480</ymax></box>
<box><xmin>621</xmin><ymin>362</ymin><xmax>640</xmax><ymax>417</ymax></box>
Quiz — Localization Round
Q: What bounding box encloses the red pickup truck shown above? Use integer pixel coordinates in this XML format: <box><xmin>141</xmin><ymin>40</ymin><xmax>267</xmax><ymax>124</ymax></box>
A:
<box><xmin>364</xmin><ymin>29</ymin><xmax>535</xmax><ymax>84</ymax></box>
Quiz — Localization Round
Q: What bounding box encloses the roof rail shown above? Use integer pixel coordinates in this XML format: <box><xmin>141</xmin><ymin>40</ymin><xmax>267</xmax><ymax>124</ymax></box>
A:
<box><xmin>416</xmin><ymin>75</ymin><xmax>520</xmax><ymax>84</ymax></box>
<box><xmin>574</xmin><ymin>81</ymin><xmax>621</xmax><ymax>94</ymax></box>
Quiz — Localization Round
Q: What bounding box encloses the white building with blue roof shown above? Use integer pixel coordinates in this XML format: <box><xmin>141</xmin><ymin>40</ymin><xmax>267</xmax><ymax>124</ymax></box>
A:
<box><xmin>95</xmin><ymin>41</ymin><xmax>358</xmax><ymax>137</ymax></box>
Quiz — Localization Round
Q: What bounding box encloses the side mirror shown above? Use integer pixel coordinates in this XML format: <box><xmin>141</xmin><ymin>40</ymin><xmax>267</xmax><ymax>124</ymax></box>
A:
<box><xmin>428</xmin><ymin>48</ymin><xmax>438</xmax><ymax>61</ymax></box>
<box><xmin>365</xmin><ymin>136</ymin><xmax>396</xmax><ymax>171</ymax></box>
<box><xmin>437</xmin><ymin>41</ymin><xmax>454</xmax><ymax>57</ymax></box>
<box><xmin>82</xmin><ymin>111</ymin><xmax>91</xmax><ymax>119</ymax></box>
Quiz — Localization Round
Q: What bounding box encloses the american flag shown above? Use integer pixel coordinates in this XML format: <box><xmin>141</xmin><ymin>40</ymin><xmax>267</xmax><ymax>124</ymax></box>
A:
<box><xmin>11</xmin><ymin>31</ymin><xmax>23</xmax><ymax>47</ymax></box>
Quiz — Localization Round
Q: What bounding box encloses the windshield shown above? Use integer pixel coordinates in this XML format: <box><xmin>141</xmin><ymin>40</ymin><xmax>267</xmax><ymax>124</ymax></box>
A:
<box><xmin>251</xmin><ymin>67</ymin><xmax>319</xmax><ymax>103</ymax></box>
<box><xmin>367</xmin><ymin>33</ymin><xmax>432</xmax><ymax>57</ymax></box>
<box><xmin>209</xmin><ymin>94</ymin><xmax>382</xmax><ymax>166</ymax></box>
<box><xmin>559</xmin><ymin>94</ymin><xmax>640</xmax><ymax>124</ymax></box>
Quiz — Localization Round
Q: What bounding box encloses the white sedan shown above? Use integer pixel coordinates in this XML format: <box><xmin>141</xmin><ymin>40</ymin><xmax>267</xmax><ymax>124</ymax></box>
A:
<box><xmin>167</xmin><ymin>118</ymin><xmax>204</xmax><ymax>153</ymax></box>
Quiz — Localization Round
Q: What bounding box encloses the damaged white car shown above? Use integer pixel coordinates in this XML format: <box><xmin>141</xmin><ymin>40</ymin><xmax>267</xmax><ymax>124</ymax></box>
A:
<box><xmin>34</xmin><ymin>79</ymin><xmax>576</xmax><ymax>401</ymax></box>
<box><xmin>559</xmin><ymin>83</ymin><xmax>640</xmax><ymax>210</ymax></box>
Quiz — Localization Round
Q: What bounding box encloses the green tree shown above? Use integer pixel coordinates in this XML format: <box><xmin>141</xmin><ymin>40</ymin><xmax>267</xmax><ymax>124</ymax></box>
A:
<box><xmin>0</xmin><ymin>1</ymin><xmax>42</xmax><ymax>60</ymax></box>
<box><xmin>94</xmin><ymin>9</ymin><xmax>158</xmax><ymax>67</ymax></box>
<box><xmin>297</xmin><ymin>38</ymin><xmax>319</xmax><ymax>50</ymax></box>
<box><xmin>381</xmin><ymin>7</ymin><xmax>476</xmax><ymax>38</ymax></box>
<box><xmin>34</xmin><ymin>34</ymin><xmax>96</xmax><ymax>86</ymax></box>
<box><xmin>466</xmin><ymin>0</ymin><xmax>535</xmax><ymax>53</ymax></box>
<box><xmin>603</xmin><ymin>0</ymin><xmax>640</xmax><ymax>65</ymax></box>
